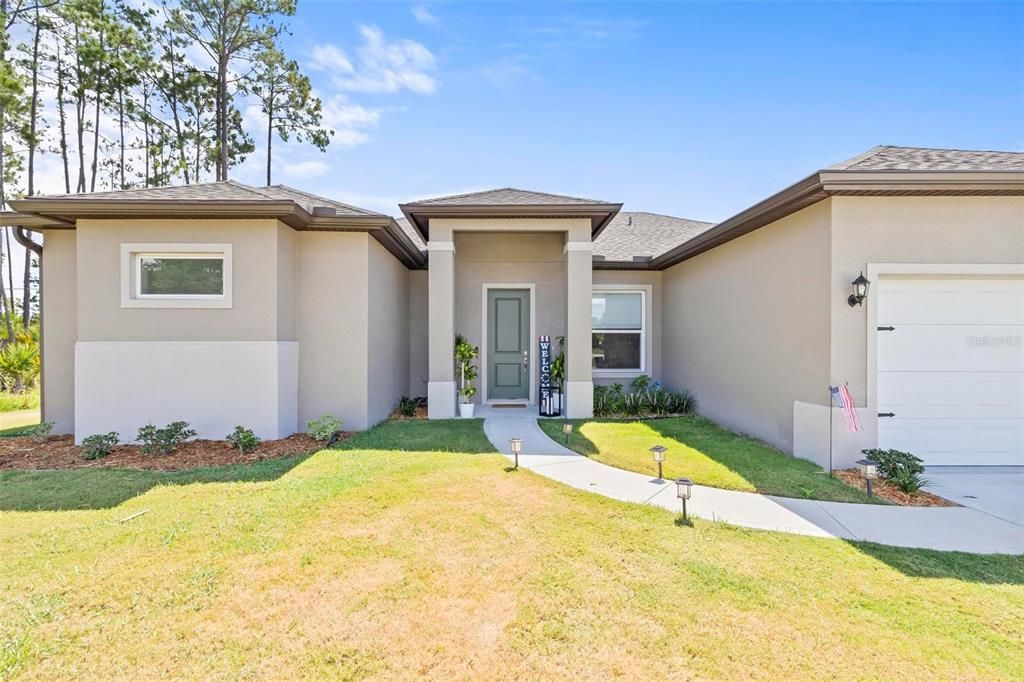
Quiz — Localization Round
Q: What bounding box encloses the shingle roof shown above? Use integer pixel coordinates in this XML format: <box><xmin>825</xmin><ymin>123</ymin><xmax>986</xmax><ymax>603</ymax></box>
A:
<box><xmin>594</xmin><ymin>212</ymin><xmax>715</xmax><ymax>261</ymax></box>
<box><xmin>398</xmin><ymin>210</ymin><xmax>712</xmax><ymax>261</ymax></box>
<box><xmin>35</xmin><ymin>180</ymin><xmax>382</xmax><ymax>217</ymax></box>
<box><xmin>395</xmin><ymin>217</ymin><xmax>426</xmax><ymax>252</ymax></box>
<box><xmin>405</xmin><ymin>187</ymin><xmax>615</xmax><ymax>206</ymax></box>
<box><xmin>829</xmin><ymin>145</ymin><xmax>1024</xmax><ymax>171</ymax></box>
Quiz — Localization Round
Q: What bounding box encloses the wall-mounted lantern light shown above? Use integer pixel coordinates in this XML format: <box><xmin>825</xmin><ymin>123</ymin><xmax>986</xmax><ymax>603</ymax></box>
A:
<box><xmin>651</xmin><ymin>445</ymin><xmax>667</xmax><ymax>480</ymax></box>
<box><xmin>509</xmin><ymin>437</ymin><xmax>522</xmax><ymax>470</ymax></box>
<box><xmin>675</xmin><ymin>477</ymin><xmax>693</xmax><ymax>520</ymax></box>
<box><xmin>847</xmin><ymin>271</ymin><xmax>870</xmax><ymax>307</ymax></box>
<box><xmin>562</xmin><ymin>421</ymin><xmax>573</xmax><ymax>445</ymax></box>
<box><xmin>856</xmin><ymin>457</ymin><xmax>879</xmax><ymax>496</ymax></box>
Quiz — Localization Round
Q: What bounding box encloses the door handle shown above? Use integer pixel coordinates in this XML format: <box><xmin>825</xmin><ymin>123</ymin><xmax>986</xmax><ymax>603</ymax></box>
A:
<box><xmin>522</xmin><ymin>350</ymin><xmax>529</xmax><ymax>370</ymax></box>
<box><xmin>878</xmin><ymin>412</ymin><xmax>896</xmax><ymax>418</ymax></box>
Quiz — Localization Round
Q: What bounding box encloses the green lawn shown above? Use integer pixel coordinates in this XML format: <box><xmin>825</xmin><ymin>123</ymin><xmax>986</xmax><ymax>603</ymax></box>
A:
<box><xmin>1</xmin><ymin>420</ymin><xmax>1021</xmax><ymax>679</ymax></box>
<box><xmin>538</xmin><ymin>416</ymin><xmax>879</xmax><ymax>503</ymax></box>
<box><xmin>0</xmin><ymin>390</ymin><xmax>39</xmax><ymax>413</ymax></box>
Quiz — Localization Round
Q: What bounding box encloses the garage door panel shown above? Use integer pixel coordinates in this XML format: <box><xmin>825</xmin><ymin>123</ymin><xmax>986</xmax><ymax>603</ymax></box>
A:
<box><xmin>877</xmin><ymin>325</ymin><xmax>1024</xmax><ymax>372</ymax></box>
<box><xmin>878</xmin><ymin>418</ymin><xmax>1023</xmax><ymax>466</ymax></box>
<box><xmin>877</xmin><ymin>371</ymin><xmax>1023</xmax><ymax>418</ymax></box>
<box><xmin>878</xmin><ymin>278</ymin><xmax>1024</xmax><ymax>325</ymax></box>
<box><xmin>877</xmin><ymin>275</ymin><xmax>1024</xmax><ymax>466</ymax></box>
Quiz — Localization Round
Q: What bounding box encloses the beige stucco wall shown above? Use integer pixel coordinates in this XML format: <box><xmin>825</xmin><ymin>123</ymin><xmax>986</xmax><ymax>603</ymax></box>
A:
<box><xmin>592</xmin><ymin>270</ymin><xmax>662</xmax><ymax>385</ymax></box>
<box><xmin>295</xmin><ymin>231</ymin><xmax>371</xmax><ymax>430</ymax></box>
<box><xmin>408</xmin><ymin>269</ymin><xmax>428</xmax><ymax>397</ymax></box>
<box><xmin>367</xmin><ymin>238</ymin><xmax>409</xmax><ymax>424</ymax></box>
<box><xmin>830</xmin><ymin>195</ymin><xmax>1024</xmax><ymax>405</ymax></box>
<box><xmin>75</xmin><ymin>218</ymin><xmax>286</xmax><ymax>341</ymax></box>
<box><xmin>40</xmin><ymin>229</ymin><xmax>77</xmax><ymax>434</ymax></box>
<box><xmin>661</xmin><ymin>200</ymin><xmax>832</xmax><ymax>452</ymax></box>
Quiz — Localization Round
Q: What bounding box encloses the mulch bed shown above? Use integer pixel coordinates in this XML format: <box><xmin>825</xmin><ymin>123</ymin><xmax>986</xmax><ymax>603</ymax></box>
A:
<box><xmin>0</xmin><ymin>433</ymin><xmax>348</xmax><ymax>472</ymax></box>
<box><xmin>389</xmin><ymin>405</ymin><xmax>428</xmax><ymax>420</ymax></box>
<box><xmin>834</xmin><ymin>468</ymin><xmax>957</xmax><ymax>507</ymax></box>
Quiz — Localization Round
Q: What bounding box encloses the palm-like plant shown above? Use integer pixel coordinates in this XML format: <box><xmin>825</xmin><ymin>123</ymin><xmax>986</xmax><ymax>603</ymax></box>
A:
<box><xmin>0</xmin><ymin>341</ymin><xmax>40</xmax><ymax>392</ymax></box>
<box><xmin>454</xmin><ymin>334</ymin><xmax>479</xmax><ymax>404</ymax></box>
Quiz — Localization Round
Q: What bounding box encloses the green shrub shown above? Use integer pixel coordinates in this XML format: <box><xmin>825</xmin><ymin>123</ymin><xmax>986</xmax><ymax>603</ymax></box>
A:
<box><xmin>23</xmin><ymin>421</ymin><xmax>54</xmax><ymax>441</ymax></box>
<box><xmin>398</xmin><ymin>396</ymin><xmax>424</xmax><ymax>417</ymax></box>
<box><xmin>630</xmin><ymin>375</ymin><xmax>652</xmax><ymax>392</ymax></box>
<box><xmin>861</xmin><ymin>448</ymin><xmax>928</xmax><ymax>493</ymax></box>
<box><xmin>137</xmin><ymin>421</ymin><xmax>197</xmax><ymax>455</ymax></box>
<box><xmin>226</xmin><ymin>426</ymin><xmax>260</xmax><ymax>454</ymax></box>
<box><xmin>307</xmin><ymin>415</ymin><xmax>342</xmax><ymax>442</ymax></box>
<box><xmin>81</xmin><ymin>432</ymin><xmax>119</xmax><ymax>460</ymax></box>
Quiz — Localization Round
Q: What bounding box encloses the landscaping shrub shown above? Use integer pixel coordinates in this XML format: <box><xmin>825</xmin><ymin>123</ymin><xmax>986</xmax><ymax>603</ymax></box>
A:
<box><xmin>593</xmin><ymin>381</ymin><xmax>696</xmax><ymax>419</ymax></box>
<box><xmin>23</xmin><ymin>421</ymin><xmax>54</xmax><ymax>441</ymax></box>
<box><xmin>81</xmin><ymin>432</ymin><xmax>119</xmax><ymax>460</ymax></box>
<box><xmin>226</xmin><ymin>426</ymin><xmax>260</xmax><ymax>454</ymax></box>
<box><xmin>137</xmin><ymin>421</ymin><xmax>197</xmax><ymax>455</ymax></box>
<box><xmin>307</xmin><ymin>415</ymin><xmax>342</xmax><ymax>442</ymax></box>
<box><xmin>398</xmin><ymin>396</ymin><xmax>425</xmax><ymax>417</ymax></box>
<box><xmin>861</xmin><ymin>448</ymin><xmax>928</xmax><ymax>493</ymax></box>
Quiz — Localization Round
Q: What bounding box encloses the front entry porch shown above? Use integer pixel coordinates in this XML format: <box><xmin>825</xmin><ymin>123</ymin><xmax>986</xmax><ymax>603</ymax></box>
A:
<box><xmin>421</xmin><ymin>222</ymin><xmax>597</xmax><ymax>420</ymax></box>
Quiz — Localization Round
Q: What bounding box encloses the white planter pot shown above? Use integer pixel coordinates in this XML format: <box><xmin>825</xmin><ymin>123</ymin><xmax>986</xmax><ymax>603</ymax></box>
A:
<box><xmin>459</xmin><ymin>403</ymin><xmax>475</xmax><ymax>418</ymax></box>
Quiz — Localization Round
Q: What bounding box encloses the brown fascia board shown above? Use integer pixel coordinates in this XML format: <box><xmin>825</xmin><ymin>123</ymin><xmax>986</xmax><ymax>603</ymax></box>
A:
<box><xmin>0</xmin><ymin>211</ymin><xmax>74</xmax><ymax>229</ymax></box>
<box><xmin>651</xmin><ymin>172</ymin><xmax>826</xmax><ymax>270</ymax></box>
<box><xmin>398</xmin><ymin>202</ymin><xmax>623</xmax><ymax>243</ymax></box>
<box><xmin>820</xmin><ymin>169</ymin><xmax>1024</xmax><ymax>193</ymax></box>
<box><xmin>6</xmin><ymin>199</ymin><xmax>425</xmax><ymax>268</ymax></box>
<box><xmin>650</xmin><ymin>168</ymin><xmax>1024</xmax><ymax>270</ymax></box>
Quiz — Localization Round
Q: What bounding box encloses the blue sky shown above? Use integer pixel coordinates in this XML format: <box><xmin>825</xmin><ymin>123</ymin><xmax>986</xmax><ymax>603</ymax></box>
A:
<box><xmin>230</xmin><ymin>0</ymin><xmax>1024</xmax><ymax>221</ymax></box>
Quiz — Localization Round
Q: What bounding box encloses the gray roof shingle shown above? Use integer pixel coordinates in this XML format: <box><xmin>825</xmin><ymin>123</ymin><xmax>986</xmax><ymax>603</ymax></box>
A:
<box><xmin>594</xmin><ymin>212</ymin><xmax>715</xmax><ymax>261</ymax></box>
<box><xmin>829</xmin><ymin>145</ymin><xmax>1024</xmax><ymax>171</ymax></box>
<box><xmin>405</xmin><ymin>187</ymin><xmax>615</xmax><ymax>206</ymax></box>
<box><xmin>398</xmin><ymin>210</ymin><xmax>712</xmax><ymax>262</ymax></box>
<box><xmin>34</xmin><ymin>180</ymin><xmax>382</xmax><ymax>217</ymax></box>
<box><xmin>395</xmin><ymin>217</ymin><xmax>426</xmax><ymax>252</ymax></box>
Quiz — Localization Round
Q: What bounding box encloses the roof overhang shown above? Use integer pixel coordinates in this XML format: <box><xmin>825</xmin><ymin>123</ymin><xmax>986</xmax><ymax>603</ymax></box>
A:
<box><xmin>652</xmin><ymin>170</ymin><xmax>1024</xmax><ymax>269</ymax></box>
<box><xmin>1</xmin><ymin>198</ymin><xmax>426</xmax><ymax>268</ymax></box>
<box><xmin>398</xmin><ymin>202</ymin><xmax>623</xmax><ymax>243</ymax></box>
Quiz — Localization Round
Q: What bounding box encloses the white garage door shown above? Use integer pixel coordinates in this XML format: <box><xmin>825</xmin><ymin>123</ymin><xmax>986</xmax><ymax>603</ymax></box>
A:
<box><xmin>876</xmin><ymin>276</ymin><xmax>1024</xmax><ymax>466</ymax></box>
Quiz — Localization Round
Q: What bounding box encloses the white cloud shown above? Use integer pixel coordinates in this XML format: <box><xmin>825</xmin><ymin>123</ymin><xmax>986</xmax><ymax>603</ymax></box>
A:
<box><xmin>309</xmin><ymin>43</ymin><xmax>355</xmax><ymax>74</ymax></box>
<box><xmin>411</xmin><ymin>5</ymin><xmax>438</xmax><ymax>26</ymax></box>
<box><xmin>323</xmin><ymin>25</ymin><xmax>438</xmax><ymax>95</ymax></box>
<box><xmin>281</xmin><ymin>160</ymin><xmax>330</xmax><ymax>179</ymax></box>
<box><xmin>477</xmin><ymin>55</ymin><xmax>532</xmax><ymax>88</ymax></box>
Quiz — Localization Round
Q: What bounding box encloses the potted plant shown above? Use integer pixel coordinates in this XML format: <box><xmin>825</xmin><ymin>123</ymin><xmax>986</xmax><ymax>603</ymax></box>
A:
<box><xmin>454</xmin><ymin>334</ymin><xmax>480</xmax><ymax>418</ymax></box>
<box><xmin>550</xmin><ymin>336</ymin><xmax>566</xmax><ymax>416</ymax></box>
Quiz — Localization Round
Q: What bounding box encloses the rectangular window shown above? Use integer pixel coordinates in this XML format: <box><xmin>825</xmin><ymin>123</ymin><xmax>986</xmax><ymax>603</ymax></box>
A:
<box><xmin>121</xmin><ymin>243</ymin><xmax>232</xmax><ymax>309</ymax></box>
<box><xmin>592</xmin><ymin>290</ymin><xmax>645</xmax><ymax>371</ymax></box>
<box><xmin>137</xmin><ymin>255</ymin><xmax>225</xmax><ymax>298</ymax></box>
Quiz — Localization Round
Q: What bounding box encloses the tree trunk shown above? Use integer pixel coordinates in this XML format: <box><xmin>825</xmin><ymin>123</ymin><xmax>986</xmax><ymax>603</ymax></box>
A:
<box><xmin>27</xmin><ymin>5</ymin><xmax>40</xmax><ymax>197</ymax></box>
<box><xmin>3</xmin><ymin>230</ymin><xmax>14</xmax><ymax>342</ymax></box>
<box><xmin>217</xmin><ymin>57</ymin><xmax>228</xmax><ymax>180</ymax></box>
<box><xmin>21</xmin><ymin>249</ymin><xmax>30</xmax><ymax>327</ymax></box>
<box><xmin>117</xmin><ymin>72</ymin><xmax>125</xmax><ymax>189</ymax></box>
<box><xmin>57</xmin><ymin>54</ymin><xmax>71</xmax><ymax>193</ymax></box>
<box><xmin>74</xmin><ymin>25</ymin><xmax>86</xmax><ymax>193</ymax></box>
<box><xmin>266</xmin><ymin>103</ymin><xmax>273</xmax><ymax>185</ymax></box>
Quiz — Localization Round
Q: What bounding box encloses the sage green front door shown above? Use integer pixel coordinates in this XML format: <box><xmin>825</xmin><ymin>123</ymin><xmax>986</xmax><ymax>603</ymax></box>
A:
<box><xmin>487</xmin><ymin>289</ymin><xmax>530</xmax><ymax>401</ymax></box>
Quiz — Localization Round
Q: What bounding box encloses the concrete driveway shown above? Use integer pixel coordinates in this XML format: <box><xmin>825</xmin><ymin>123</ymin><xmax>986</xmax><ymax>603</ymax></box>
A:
<box><xmin>924</xmin><ymin>467</ymin><xmax>1024</xmax><ymax>527</ymax></box>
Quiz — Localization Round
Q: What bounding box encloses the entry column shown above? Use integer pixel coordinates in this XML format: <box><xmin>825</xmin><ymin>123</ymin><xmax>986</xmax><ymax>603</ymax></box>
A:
<box><xmin>564</xmin><ymin>227</ymin><xmax>594</xmax><ymax>418</ymax></box>
<box><xmin>427</xmin><ymin>228</ymin><xmax>457</xmax><ymax>418</ymax></box>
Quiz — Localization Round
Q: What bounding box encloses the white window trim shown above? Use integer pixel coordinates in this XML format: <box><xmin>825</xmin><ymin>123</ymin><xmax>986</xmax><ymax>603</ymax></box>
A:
<box><xmin>121</xmin><ymin>243</ymin><xmax>233</xmax><ymax>309</ymax></box>
<box><xmin>592</xmin><ymin>285</ymin><xmax>650</xmax><ymax>377</ymax></box>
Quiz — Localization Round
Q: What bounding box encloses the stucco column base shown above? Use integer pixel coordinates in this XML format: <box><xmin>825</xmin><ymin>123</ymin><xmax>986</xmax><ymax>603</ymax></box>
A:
<box><xmin>428</xmin><ymin>381</ymin><xmax>457</xmax><ymax>419</ymax></box>
<box><xmin>565</xmin><ymin>380</ymin><xmax>594</xmax><ymax>419</ymax></box>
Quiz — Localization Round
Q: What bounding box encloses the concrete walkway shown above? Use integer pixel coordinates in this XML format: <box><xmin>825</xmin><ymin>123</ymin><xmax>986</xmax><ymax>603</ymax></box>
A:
<box><xmin>482</xmin><ymin>415</ymin><xmax>1024</xmax><ymax>555</ymax></box>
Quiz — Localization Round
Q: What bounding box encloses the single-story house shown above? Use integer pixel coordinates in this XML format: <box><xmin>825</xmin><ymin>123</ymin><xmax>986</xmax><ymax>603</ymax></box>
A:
<box><xmin>3</xmin><ymin>145</ymin><xmax>1022</xmax><ymax>469</ymax></box>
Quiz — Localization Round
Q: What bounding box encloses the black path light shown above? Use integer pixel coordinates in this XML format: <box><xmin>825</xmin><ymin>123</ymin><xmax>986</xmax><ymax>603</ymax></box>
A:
<box><xmin>675</xmin><ymin>477</ymin><xmax>694</xmax><ymax>521</ymax></box>
<box><xmin>848</xmin><ymin>271</ymin><xmax>871</xmax><ymax>307</ymax></box>
<box><xmin>650</xmin><ymin>445</ymin><xmax>667</xmax><ymax>480</ymax></box>
<box><xmin>562</xmin><ymin>421</ymin><xmax>572</xmax><ymax>445</ymax></box>
<box><xmin>509</xmin><ymin>437</ymin><xmax>522</xmax><ymax>470</ymax></box>
<box><xmin>856</xmin><ymin>458</ymin><xmax>879</xmax><ymax>496</ymax></box>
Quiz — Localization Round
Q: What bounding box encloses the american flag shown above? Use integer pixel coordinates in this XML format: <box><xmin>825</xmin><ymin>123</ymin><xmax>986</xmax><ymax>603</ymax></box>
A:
<box><xmin>830</xmin><ymin>384</ymin><xmax>861</xmax><ymax>433</ymax></box>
